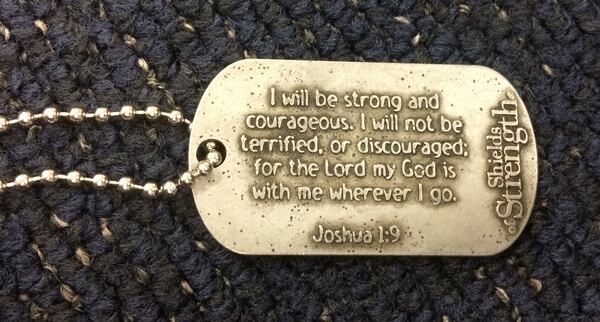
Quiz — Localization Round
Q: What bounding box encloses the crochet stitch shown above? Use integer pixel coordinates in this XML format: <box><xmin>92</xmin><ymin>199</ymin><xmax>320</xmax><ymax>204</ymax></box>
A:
<box><xmin>0</xmin><ymin>0</ymin><xmax>599</xmax><ymax>321</ymax></box>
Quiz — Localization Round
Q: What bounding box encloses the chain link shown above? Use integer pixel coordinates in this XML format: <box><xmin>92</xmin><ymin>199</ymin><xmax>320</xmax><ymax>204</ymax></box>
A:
<box><xmin>0</xmin><ymin>106</ymin><xmax>221</xmax><ymax>198</ymax></box>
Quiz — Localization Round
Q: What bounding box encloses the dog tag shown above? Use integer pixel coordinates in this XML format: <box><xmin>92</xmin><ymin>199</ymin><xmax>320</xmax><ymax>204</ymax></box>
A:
<box><xmin>188</xmin><ymin>60</ymin><xmax>538</xmax><ymax>256</ymax></box>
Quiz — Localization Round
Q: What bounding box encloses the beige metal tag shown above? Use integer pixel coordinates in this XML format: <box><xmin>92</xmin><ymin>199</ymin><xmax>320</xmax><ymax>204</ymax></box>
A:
<box><xmin>188</xmin><ymin>59</ymin><xmax>537</xmax><ymax>256</ymax></box>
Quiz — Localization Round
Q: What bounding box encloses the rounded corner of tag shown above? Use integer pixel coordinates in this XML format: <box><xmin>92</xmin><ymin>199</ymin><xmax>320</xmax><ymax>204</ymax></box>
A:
<box><xmin>477</xmin><ymin>220</ymin><xmax>534</xmax><ymax>256</ymax></box>
<box><xmin>222</xmin><ymin>58</ymin><xmax>263</xmax><ymax>72</ymax></box>
<box><xmin>200</xmin><ymin>224</ymin><xmax>253</xmax><ymax>256</ymax></box>
<box><xmin>480</xmin><ymin>236</ymin><xmax>523</xmax><ymax>256</ymax></box>
<box><xmin>206</xmin><ymin>59</ymin><xmax>257</xmax><ymax>86</ymax></box>
<box><xmin>470</xmin><ymin>65</ymin><xmax>516</xmax><ymax>87</ymax></box>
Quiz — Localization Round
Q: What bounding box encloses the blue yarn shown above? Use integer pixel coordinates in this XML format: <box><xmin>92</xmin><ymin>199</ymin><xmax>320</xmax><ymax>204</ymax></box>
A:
<box><xmin>0</xmin><ymin>0</ymin><xmax>599</xmax><ymax>321</ymax></box>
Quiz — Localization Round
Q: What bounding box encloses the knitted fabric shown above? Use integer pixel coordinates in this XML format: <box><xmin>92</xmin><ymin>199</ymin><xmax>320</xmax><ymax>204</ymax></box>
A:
<box><xmin>0</xmin><ymin>0</ymin><xmax>599</xmax><ymax>321</ymax></box>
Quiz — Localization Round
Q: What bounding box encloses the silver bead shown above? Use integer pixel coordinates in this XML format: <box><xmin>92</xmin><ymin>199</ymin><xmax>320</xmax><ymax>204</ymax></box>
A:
<box><xmin>195</xmin><ymin>160</ymin><xmax>212</xmax><ymax>176</ymax></box>
<box><xmin>179</xmin><ymin>172</ymin><xmax>193</xmax><ymax>186</ymax></box>
<box><xmin>0</xmin><ymin>117</ymin><xmax>9</xmax><ymax>132</ymax></box>
<box><xmin>120</xmin><ymin>105</ymin><xmax>135</xmax><ymax>120</ymax></box>
<box><xmin>168</xmin><ymin>110</ymin><xmax>183</xmax><ymax>124</ymax></box>
<box><xmin>117</xmin><ymin>177</ymin><xmax>133</xmax><ymax>192</ymax></box>
<box><xmin>161</xmin><ymin>181</ymin><xmax>178</xmax><ymax>196</ymax></box>
<box><xmin>94</xmin><ymin>107</ymin><xmax>110</xmax><ymax>122</ymax></box>
<box><xmin>206</xmin><ymin>150</ymin><xmax>223</xmax><ymax>167</ymax></box>
<box><xmin>41</xmin><ymin>170</ymin><xmax>57</xmax><ymax>184</ymax></box>
<box><xmin>69</xmin><ymin>108</ymin><xmax>85</xmax><ymax>123</ymax></box>
<box><xmin>142</xmin><ymin>182</ymin><xmax>159</xmax><ymax>199</ymax></box>
<box><xmin>18</xmin><ymin>111</ymin><xmax>33</xmax><ymax>126</ymax></box>
<box><xmin>145</xmin><ymin>105</ymin><xmax>160</xmax><ymax>120</ymax></box>
<box><xmin>66</xmin><ymin>171</ymin><xmax>82</xmax><ymax>186</ymax></box>
<box><xmin>92</xmin><ymin>174</ymin><xmax>108</xmax><ymax>189</ymax></box>
<box><xmin>42</xmin><ymin>107</ymin><xmax>59</xmax><ymax>123</ymax></box>
<box><xmin>14</xmin><ymin>174</ymin><xmax>30</xmax><ymax>188</ymax></box>
<box><xmin>206</xmin><ymin>142</ymin><xmax>217</xmax><ymax>151</ymax></box>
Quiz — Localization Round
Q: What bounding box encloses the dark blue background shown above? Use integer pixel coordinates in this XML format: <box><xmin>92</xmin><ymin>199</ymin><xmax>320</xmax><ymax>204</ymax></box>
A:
<box><xmin>0</xmin><ymin>0</ymin><xmax>599</xmax><ymax>321</ymax></box>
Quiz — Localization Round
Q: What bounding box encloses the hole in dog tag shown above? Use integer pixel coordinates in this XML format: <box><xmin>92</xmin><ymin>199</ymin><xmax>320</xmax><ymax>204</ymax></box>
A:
<box><xmin>188</xmin><ymin>60</ymin><xmax>538</xmax><ymax>256</ymax></box>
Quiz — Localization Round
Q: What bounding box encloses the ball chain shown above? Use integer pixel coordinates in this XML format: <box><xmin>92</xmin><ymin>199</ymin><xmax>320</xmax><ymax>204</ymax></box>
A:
<box><xmin>0</xmin><ymin>106</ymin><xmax>222</xmax><ymax>198</ymax></box>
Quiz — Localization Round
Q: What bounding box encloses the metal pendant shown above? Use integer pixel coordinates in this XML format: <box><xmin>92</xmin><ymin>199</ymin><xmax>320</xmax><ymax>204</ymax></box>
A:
<box><xmin>188</xmin><ymin>59</ymin><xmax>538</xmax><ymax>256</ymax></box>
